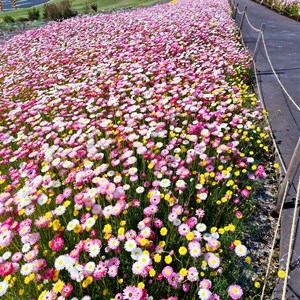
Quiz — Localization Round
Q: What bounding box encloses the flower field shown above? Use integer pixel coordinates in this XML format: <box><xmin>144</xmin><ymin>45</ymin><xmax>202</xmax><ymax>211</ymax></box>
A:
<box><xmin>0</xmin><ymin>0</ymin><xmax>274</xmax><ymax>299</ymax></box>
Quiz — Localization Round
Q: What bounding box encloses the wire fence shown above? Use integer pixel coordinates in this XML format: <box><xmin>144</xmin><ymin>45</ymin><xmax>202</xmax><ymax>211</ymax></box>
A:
<box><xmin>231</xmin><ymin>0</ymin><xmax>300</xmax><ymax>198</ymax></box>
<box><xmin>232</xmin><ymin>2</ymin><xmax>289</xmax><ymax>175</ymax></box>
<box><xmin>232</xmin><ymin>2</ymin><xmax>300</xmax><ymax>114</ymax></box>
<box><xmin>229</xmin><ymin>1</ymin><xmax>300</xmax><ymax>299</ymax></box>
<box><xmin>231</xmin><ymin>0</ymin><xmax>300</xmax><ymax>178</ymax></box>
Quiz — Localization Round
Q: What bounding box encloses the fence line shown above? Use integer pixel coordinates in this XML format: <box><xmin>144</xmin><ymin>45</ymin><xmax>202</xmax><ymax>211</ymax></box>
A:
<box><xmin>232</xmin><ymin>0</ymin><xmax>300</xmax><ymax>184</ymax></box>
<box><xmin>231</xmin><ymin>2</ymin><xmax>288</xmax><ymax>174</ymax></box>
<box><xmin>244</xmin><ymin>12</ymin><xmax>261</xmax><ymax>32</ymax></box>
<box><xmin>230</xmin><ymin>2</ymin><xmax>300</xmax><ymax>299</ymax></box>
<box><xmin>233</xmin><ymin>1</ymin><xmax>300</xmax><ymax>113</ymax></box>
<box><xmin>252</xmin><ymin>55</ymin><xmax>287</xmax><ymax>175</ymax></box>
<box><xmin>260</xmin><ymin>179</ymin><xmax>290</xmax><ymax>300</ymax></box>
<box><xmin>232</xmin><ymin>0</ymin><xmax>300</xmax><ymax>175</ymax></box>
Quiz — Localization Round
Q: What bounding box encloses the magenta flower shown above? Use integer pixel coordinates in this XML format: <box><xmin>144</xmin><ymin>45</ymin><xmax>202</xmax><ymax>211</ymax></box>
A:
<box><xmin>182</xmin><ymin>283</ymin><xmax>190</xmax><ymax>292</ymax></box>
<box><xmin>61</xmin><ymin>283</ymin><xmax>73</xmax><ymax>297</ymax></box>
<box><xmin>0</xmin><ymin>262</ymin><xmax>13</xmax><ymax>276</ymax></box>
<box><xmin>240</xmin><ymin>189</ymin><xmax>250</xmax><ymax>198</ymax></box>
<box><xmin>50</xmin><ymin>237</ymin><xmax>64</xmax><ymax>251</ymax></box>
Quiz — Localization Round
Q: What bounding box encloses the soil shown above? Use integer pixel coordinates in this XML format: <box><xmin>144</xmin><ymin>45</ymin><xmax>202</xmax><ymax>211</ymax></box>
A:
<box><xmin>249</xmin><ymin>174</ymin><xmax>280</xmax><ymax>299</ymax></box>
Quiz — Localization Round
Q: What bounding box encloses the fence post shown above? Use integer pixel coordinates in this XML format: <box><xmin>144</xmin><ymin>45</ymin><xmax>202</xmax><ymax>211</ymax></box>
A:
<box><xmin>273</xmin><ymin>137</ymin><xmax>300</xmax><ymax>215</ymax></box>
<box><xmin>230</xmin><ymin>0</ymin><xmax>235</xmax><ymax>11</ymax></box>
<box><xmin>233</xmin><ymin>2</ymin><xmax>239</xmax><ymax>19</ymax></box>
<box><xmin>231</xmin><ymin>0</ymin><xmax>235</xmax><ymax>12</ymax></box>
<box><xmin>239</xmin><ymin>6</ymin><xmax>247</xmax><ymax>31</ymax></box>
<box><xmin>253</xmin><ymin>23</ymin><xmax>265</xmax><ymax>61</ymax></box>
<box><xmin>282</xmin><ymin>176</ymin><xmax>300</xmax><ymax>299</ymax></box>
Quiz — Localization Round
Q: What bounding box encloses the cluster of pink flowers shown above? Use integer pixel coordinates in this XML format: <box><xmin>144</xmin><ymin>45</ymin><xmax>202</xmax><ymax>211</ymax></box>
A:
<box><xmin>0</xmin><ymin>0</ymin><xmax>270</xmax><ymax>299</ymax></box>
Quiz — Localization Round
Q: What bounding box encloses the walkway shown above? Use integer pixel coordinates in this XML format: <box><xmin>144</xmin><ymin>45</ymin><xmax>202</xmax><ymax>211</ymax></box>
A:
<box><xmin>232</xmin><ymin>0</ymin><xmax>300</xmax><ymax>299</ymax></box>
<box><xmin>0</xmin><ymin>0</ymin><xmax>49</xmax><ymax>12</ymax></box>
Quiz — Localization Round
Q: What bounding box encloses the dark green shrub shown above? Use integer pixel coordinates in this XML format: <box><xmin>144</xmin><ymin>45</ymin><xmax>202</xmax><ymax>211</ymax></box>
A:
<box><xmin>27</xmin><ymin>7</ymin><xmax>40</xmax><ymax>21</ymax></box>
<box><xmin>43</xmin><ymin>0</ymin><xmax>77</xmax><ymax>21</ymax></box>
<box><xmin>3</xmin><ymin>15</ymin><xmax>15</xmax><ymax>23</ymax></box>
<box><xmin>90</xmin><ymin>3</ymin><xmax>98</xmax><ymax>12</ymax></box>
<box><xmin>18</xmin><ymin>17</ymin><xmax>30</xmax><ymax>22</ymax></box>
<box><xmin>59</xmin><ymin>0</ymin><xmax>77</xmax><ymax>19</ymax></box>
<box><xmin>43</xmin><ymin>3</ymin><xmax>61</xmax><ymax>21</ymax></box>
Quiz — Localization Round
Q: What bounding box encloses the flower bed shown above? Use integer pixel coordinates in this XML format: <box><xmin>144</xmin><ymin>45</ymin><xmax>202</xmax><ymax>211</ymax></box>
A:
<box><xmin>0</xmin><ymin>0</ymin><xmax>273</xmax><ymax>299</ymax></box>
<box><xmin>255</xmin><ymin>0</ymin><xmax>300</xmax><ymax>18</ymax></box>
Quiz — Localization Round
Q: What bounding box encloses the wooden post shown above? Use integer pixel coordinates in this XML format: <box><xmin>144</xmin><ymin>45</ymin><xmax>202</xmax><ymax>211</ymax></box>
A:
<box><xmin>253</xmin><ymin>23</ymin><xmax>265</xmax><ymax>61</ymax></box>
<box><xmin>230</xmin><ymin>0</ymin><xmax>234</xmax><ymax>12</ymax></box>
<box><xmin>273</xmin><ymin>137</ymin><xmax>300</xmax><ymax>215</ymax></box>
<box><xmin>239</xmin><ymin>6</ymin><xmax>247</xmax><ymax>31</ymax></box>
<box><xmin>282</xmin><ymin>177</ymin><xmax>300</xmax><ymax>300</ymax></box>
<box><xmin>13</xmin><ymin>0</ymin><xmax>16</xmax><ymax>10</ymax></box>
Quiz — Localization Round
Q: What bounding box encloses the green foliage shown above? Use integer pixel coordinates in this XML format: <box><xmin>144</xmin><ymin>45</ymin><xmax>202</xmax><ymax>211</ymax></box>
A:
<box><xmin>83</xmin><ymin>0</ymin><xmax>98</xmax><ymax>13</ymax></box>
<box><xmin>43</xmin><ymin>0</ymin><xmax>77</xmax><ymax>21</ymax></box>
<box><xmin>27</xmin><ymin>9</ymin><xmax>39</xmax><ymax>22</ymax></box>
<box><xmin>284</xmin><ymin>4</ymin><xmax>299</xmax><ymax>16</ymax></box>
<box><xmin>18</xmin><ymin>17</ymin><xmax>30</xmax><ymax>22</ymax></box>
<box><xmin>90</xmin><ymin>3</ymin><xmax>98</xmax><ymax>12</ymax></box>
<box><xmin>3</xmin><ymin>15</ymin><xmax>15</xmax><ymax>23</ymax></box>
<box><xmin>43</xmin><ymin>3</ymin><xmax>62</xmax><ymax>20</ymax></box>
<box><xmin>59</xmin><ymin>0</ymin><xmax>78</xmax><ymax>18</ymax></box>
<box><xmin>0</xmin><ymin>0</ymin><xmax>161</xmax><ymax>22</ymax></box>
<box><xmin>43</xmin><ymin>3</ymin><xmax>57</xmax><ymax>20</ymax></box>
<box><xmin>27</xmin><ymin>8</ymin><xmax>40</xmax><ymax>21</ymax></box>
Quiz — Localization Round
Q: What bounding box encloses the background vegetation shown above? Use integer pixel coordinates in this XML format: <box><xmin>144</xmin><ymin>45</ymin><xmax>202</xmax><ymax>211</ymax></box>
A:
<box><xmin>0</xmin><ymin>0</ymin><xmax>163</xmax><ymax>23</ymax></box>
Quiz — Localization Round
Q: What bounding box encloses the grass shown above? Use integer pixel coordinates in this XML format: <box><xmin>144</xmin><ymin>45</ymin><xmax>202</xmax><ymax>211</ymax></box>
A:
<box><xmin>0</xmin><ymin>0</ymin><xmax>164</xmax><ymax>22</ymax></box>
